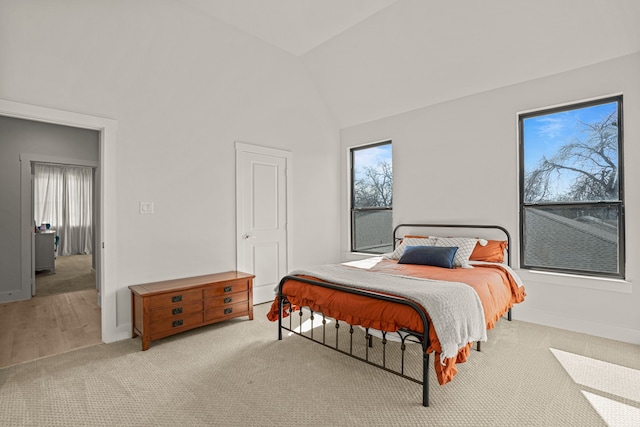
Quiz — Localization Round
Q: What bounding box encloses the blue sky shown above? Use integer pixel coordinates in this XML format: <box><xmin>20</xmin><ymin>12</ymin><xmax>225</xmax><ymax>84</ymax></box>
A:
<box><xmin>523</xmin><ymin>101</ymin><xmax>618</xmax><ymax>173</ymax></box>
<box><xmin>353</xmin><ymin>143</ymin><xmax>392</xmax><ymax>179</ymax></box>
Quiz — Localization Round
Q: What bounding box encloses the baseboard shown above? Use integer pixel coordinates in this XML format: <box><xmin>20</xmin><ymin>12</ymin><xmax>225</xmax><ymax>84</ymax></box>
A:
<box><xmin>515</xmin><ymin>306</ymin><xmax>640</xmax><ymax>345</ymax></box>
<box><xmin>104</xmin><ymin>323</ymin><xmax>133</xmax><ymax>344</ymax></box>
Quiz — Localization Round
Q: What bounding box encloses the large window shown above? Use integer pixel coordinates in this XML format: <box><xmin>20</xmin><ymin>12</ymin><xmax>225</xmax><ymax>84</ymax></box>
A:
<box><xmin>351</xmin><ymin>141</ymin><xmax>392</xmax><ymax>254</ymax></box>
<box><xmin>519</xmin><ymin>96</ymin><xmax>624</xmax><ymax>278</ymax></box>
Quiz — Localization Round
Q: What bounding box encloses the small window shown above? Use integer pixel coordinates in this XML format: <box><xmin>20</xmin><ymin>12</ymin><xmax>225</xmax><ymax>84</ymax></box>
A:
<box><xmin>519</xmin><ymin>96</ymin><xmax>624</xmax><ymax>278</ymax></box>
<box><xmin>350</xmin><ymin>141</ymin><xmax>392</xmax><ymax>254</ymax></box>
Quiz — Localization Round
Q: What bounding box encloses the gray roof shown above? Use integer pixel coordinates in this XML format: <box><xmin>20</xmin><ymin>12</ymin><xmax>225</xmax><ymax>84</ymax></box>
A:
<box><xmin>524</xmin><ymin>209</ymin><xmax>618</xmax><ymax>274</ymax></box>
<box><xmin>353</xmin><ymin>210</ymin><xmax>393</xmax><ymax>253</ymax></box>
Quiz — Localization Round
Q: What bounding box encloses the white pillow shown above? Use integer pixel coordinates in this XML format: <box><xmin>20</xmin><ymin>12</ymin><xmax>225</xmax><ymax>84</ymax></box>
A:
<box><xmin>386</xmin><ymin>237</ymin><xmax>438</xmax><ymax>260</ymax></box>
<box><xmin>434</xmin><ymin>237</ymin><xmax>487</xmax><ymax>268</ymax></box>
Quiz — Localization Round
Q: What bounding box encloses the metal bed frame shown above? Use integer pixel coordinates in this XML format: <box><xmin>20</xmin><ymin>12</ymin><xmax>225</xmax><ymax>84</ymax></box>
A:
<box><xmin>276</xmin><ymin>224</ymin><xmax>513</xmax><ymax>407</ymax></box>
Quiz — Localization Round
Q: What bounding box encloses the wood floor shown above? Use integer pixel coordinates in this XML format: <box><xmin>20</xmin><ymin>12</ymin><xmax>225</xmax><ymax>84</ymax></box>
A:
<box><xmin>0</xmin><ymin>289</ymin><xmax>102</xmax><ymax>368</ymax></box>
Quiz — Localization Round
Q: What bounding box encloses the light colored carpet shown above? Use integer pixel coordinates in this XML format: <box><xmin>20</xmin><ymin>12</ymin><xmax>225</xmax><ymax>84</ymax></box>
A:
<box><xmin>35</xmin><ymin>254</ymin><xmax>95</xmax><ymax>297</ymax></box>
<box><xmin>0</xmin><ymin>302</ymin><xmax>639</xmax><ymax>426</ymax></box>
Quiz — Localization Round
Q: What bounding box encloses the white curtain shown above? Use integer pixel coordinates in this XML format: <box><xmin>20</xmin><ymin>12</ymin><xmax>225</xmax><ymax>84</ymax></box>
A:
<box><xmin>33</xmin><ymin>163</ymin><xmax>93</xmax><ymax>256</ymax></box>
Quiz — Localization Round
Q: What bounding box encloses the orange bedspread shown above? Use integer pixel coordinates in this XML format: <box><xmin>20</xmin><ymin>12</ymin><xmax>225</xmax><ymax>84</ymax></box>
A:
<box><xmin>267</xmin><ymin>258</ymin><xmax>526</xmax><ymax>385</ymax></box>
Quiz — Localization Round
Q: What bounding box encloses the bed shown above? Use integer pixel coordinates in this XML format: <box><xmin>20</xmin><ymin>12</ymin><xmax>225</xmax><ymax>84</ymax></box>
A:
<box><xmin>267</xmin><ymin>224</ymin><xmax>526</xmax><ymax>407</ymax></box>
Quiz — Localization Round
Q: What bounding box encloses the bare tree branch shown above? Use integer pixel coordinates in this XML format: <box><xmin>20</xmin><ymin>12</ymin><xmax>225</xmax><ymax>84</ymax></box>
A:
<box><xmin>354</xmin><ymin>161</ymin><xmax>392</xmax><ymax>207</ymax></box>
<box><xmin>524</xmin><ymin>110</ymin><xmax>618</xmax><ymax>202</ymax></box>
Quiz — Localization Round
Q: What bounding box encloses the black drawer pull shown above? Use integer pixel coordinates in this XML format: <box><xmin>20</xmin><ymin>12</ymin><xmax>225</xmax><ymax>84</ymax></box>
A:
<box><xmin>224</xmin><ymin>297</ymin><xmax>232</xmax><ymax>304</ymax></box>
<box><xmin>172</xmin><ymin>319</ymin><xmax>184</xmax><ymax>327</ymax></box>
<box><xmin>224</xmin><ymin>308</ymin><xmax>233</xmax><ymax>315</ymax></box>
<box><xmin>172</xmin><ymin>307</ymin><xmax>183</xmax><ymax>315</ymax></box>
<box><xmin>172</xmin><ymin>295</ymin><xmax>183</xmax><ymax>303</ymax></box>
<box><xmin>223</xmin><ymin>286</ymin><xmax>232</xmax><ymax>293</ymax></box>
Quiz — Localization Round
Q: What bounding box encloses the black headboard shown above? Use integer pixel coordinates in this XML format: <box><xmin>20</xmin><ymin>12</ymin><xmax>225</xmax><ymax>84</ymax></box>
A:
<box><xmin>392</xmin><ymin>223</ymin><xmax>512</xmax><ymax>267</ymax></box>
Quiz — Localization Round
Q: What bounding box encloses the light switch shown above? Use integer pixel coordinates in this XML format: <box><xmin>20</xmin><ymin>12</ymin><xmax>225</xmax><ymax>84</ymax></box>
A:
<box><xmin>140</xmin><ymin>202</ymin><xmax>154</xmax><ymax>214</ymax></box>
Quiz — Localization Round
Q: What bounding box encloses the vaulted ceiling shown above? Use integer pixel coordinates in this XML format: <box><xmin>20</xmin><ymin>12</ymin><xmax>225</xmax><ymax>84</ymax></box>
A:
<box><xmin>177</xmin><ymin>0</ymin><xmax>640</xmax><ymax>128</ymax></box>
<box><xmin>177</xmin><ymin>0</ymin><xmax>398</xmax><ymax>56</ymax></box>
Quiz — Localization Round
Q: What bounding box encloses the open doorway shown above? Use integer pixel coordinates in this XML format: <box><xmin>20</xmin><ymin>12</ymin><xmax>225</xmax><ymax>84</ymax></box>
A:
<box><xmin>32</xmin><ymin>161</ymin><xmax>97</xmax><ymax>298</ymax></box>
<box><xmin>0</xmin><ymin>111</ymin><xmax>105</xmax><ymax>367</ymax></box>
<box><xmin>10</xmin><ymin>123</ymin><xmax>99</xmax><ymax>304</ymax></box>
<box><xmin>0</xmin><ymin>98</ymin><xmax>121</xmax><ymax>347</ymax></box>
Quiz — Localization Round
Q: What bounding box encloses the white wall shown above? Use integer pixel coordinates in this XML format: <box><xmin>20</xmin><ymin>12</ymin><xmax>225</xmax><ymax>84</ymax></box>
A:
<box><xmin>0</xmin><ymin>0</ymin><xmax>341</xmax><ymax>337</ymax></box>
<box><xmin>341</xmin><ymin>53</ymin><xmax>640</xmax><ymax>344</ymax></box>
<box><xmin>303</xmin><ymin>0</ymin><xmax>640</xmax><ymax>129</ymax></box>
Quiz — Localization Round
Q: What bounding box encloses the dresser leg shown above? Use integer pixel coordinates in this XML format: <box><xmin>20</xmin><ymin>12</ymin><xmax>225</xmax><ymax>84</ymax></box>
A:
<box><xmin>141</xmin><ymin>336</ymin><xmax>151</xmax><ymax>351</ymax></box>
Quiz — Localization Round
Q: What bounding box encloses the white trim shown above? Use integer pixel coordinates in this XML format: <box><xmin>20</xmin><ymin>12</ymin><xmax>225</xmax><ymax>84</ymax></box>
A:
<box><xmin>345</xmin><ymin>139</ymin><xmax>393</xmax><ymax>257</ymax></box>
<box><xmin>21</xmin><ymin>153</ymin><xmax>99</xmax><ymax>168</ymax></box>
<box><xmin>235</xmin><ymin>141</ymin><xmax>292</xmax><ymax>156</ymax></box>
<box><xmin>514</xmin><ymin>93</ymin><xmax>626</xmax><ymax>282</ymax></box>
<box><xmin>517</xmin><ymin>269</ymin><xmax>632</xmax><ymax>294</ymax></box>
<box><xmin>347</xmin><ymin>137</ymin><xmax>393</xmax><ymax>151</ymax></box>
<box><xmin>0</xmin><ymin>98</ymin><xmax>124</xmax><ymax>344</ymax></box>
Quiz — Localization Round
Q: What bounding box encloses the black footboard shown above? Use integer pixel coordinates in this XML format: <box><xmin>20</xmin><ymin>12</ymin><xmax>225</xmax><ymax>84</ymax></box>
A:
<box><xmin>277</xmin><ymin>276</ymin><xmax>432</xmax><ymax>407</ymax></box>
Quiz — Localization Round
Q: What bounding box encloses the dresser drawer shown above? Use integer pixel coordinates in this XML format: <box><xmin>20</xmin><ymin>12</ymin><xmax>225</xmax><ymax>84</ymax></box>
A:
<box><xmin>149</xmin><ymin>300</ymin><xmax>202</xmax><ymax>322</ymax></box>
<box><xmin>149</xmin><ymin>311</ymin><xmax>204</xmax><ymax>336</ymax></box>
<box><xmin>203</xmin><ymin>279</ymin><xmax>249</xmax><ymax>298</ymax></box>
<box><xmin>204</xmin><ymin>292</ymin><xmax>249</xmax><ymax>310</ymax></box>
<box><xmin>204</xmin><ymin>301</ymin><xmax>249</xmax><ymax>322</ymax></box>
<box><xmin>147</xmin><ymin>289</ymin><xmax>202</xmax><ymax>310</ymax></box>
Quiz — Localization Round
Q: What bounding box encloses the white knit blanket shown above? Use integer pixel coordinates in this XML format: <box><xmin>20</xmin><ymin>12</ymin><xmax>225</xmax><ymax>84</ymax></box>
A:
<box><xmin>289</xmin><ymin>264</ymin><xmax>487</xmax><ymax>360</ymax></box>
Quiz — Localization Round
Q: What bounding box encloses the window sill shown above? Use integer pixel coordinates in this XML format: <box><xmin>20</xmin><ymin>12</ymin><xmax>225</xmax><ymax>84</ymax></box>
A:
<box><xmin>516</xmin><ymin>269</ymin><xmax>632</xmax><ymax>294</ymax></box>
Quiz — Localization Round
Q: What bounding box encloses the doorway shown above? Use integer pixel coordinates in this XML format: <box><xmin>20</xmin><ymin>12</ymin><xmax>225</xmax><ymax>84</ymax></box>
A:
<box><xmin>22</xmin><ymin>152</ymin><xmax>99</xmax><ymax>301</ymax></box>
<box><xmin>235</xmin><ymin>142</ymin><xmax>292</xmax><ymax>304</ymax></box>
<box><xmin>0</xmin><ymin>98</ymin><xmax>121</xmax><ymax>345</ymax></box>
<box><xmin>31</xmin><ymin>160</ymin><xmax>97</xmax><ymax>298</ymax></box>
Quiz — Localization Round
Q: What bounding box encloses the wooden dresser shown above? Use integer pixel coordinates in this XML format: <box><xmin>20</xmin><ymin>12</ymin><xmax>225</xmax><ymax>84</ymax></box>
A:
<box><xmin>129</xmin><ymin>271</ymin><xmax>254</xmax><ymax>351</ymax></box>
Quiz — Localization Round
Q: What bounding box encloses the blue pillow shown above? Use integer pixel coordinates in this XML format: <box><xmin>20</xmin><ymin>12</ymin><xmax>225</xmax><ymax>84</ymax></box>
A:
<box><xmin>397</xmin><ymin>246</ymin><xmax>458</xmax><ymax>269</ymax></box>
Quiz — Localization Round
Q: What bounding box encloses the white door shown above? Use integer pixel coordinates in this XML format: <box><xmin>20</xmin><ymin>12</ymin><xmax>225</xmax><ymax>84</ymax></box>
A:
<box><xmin>236</xmin><ymin>143</ymin><xmax>290</xmax><ymax>304</ymax></box>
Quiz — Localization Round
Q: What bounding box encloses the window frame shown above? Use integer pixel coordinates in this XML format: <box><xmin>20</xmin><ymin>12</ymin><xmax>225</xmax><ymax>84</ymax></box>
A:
<box><xmin>518</xmin><ymin>95</ymin><xmax>625</xmax><ymax>279</ymax></box>
<box><xmin>350</xmin><ymin>140</ymin><xmax>393</xmax><ymax>254</ymax></box>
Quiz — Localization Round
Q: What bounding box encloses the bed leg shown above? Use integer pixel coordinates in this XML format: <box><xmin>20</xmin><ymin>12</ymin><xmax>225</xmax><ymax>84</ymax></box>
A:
<box><xmin>277</xmin><ymin>297</ymin><xmax>283</xmax><ymax>341</ymax></box>
<box><xmin>476</xmin><ymin>341</ymin><xmax>482</xmax><ymax>352</ymax></box>
<box><xmin>508</xmin><ymin>307</ymin><xmax>512</xmax><ymax>321</ymax></box>
<box><xmin>422</xmin><ymin>352</ymin><xmax>429</xmax><ymax>407</ymax></box>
